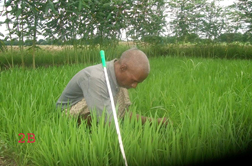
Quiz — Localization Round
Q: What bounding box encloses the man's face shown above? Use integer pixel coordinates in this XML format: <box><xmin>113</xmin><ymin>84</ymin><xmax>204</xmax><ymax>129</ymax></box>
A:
<box><xmin>119</xmin><ymin>68</ymin><xmax>148</xmax><ymax>89</ymax></box>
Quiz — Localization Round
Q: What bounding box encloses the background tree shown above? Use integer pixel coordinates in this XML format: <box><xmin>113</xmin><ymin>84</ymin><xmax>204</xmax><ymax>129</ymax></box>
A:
<box><xmin>0</xmin><ymin>2</ymin><xmax>6</xmax><ymax>52</ymax></box>
<box><xmin>43</xmin><ymin>0</ymin><xmax>166</xmax><ymax>48</ymax></box>
<box><xmin>3</xmin><ymin>0</ymin><xmax>47</xmax><ymax>68</ymax></box>
<box><xmin>2</xmin><ymin>0</ymin><xmax>16</xmax><ymax>66</ymax></box>
<box><xmin>126</xmin><ymin>0</ymin><xmax>166</xmax><ymax>43</ymax></box>
<box><xmin>0</xmin><ymin>31</ymin><xmax>6</xmax><ymax>52</ymax></box>
<box><xmin>86</xmin><ymin>0</ymin><xmax>128</xmax><ymax>48</ymax></box>
<box><xmin>44</xmin><ymin>0</ymin><xmax>128</xmax><ymax>49</ymax></box>
<box><xmin>7</xmin><ymin>0</ymin><xmax>26</xmax><ymax>66</ymax></box>
<box><xmin>237</xmin><ymin>0</ymin><xmax>252</xmax><ymax>33</ymax></box>
<box><xmin>2</xmin><ymin>0</ymin><xmax>250</xmax><ymax>53</ymax></box>
<box><xmin>168</xmin><ymin>0</ymin><xmax>206</xmax><ymax>43</ymax></box>
<box><xmin>229</xmin><ymin>0</ymin><xmax>252</xmax><ymax>42</ymax></box>
<box><xmin>200</xmin><ymin>0</ymin><xmax>226</xmax><ymax>41</ymax></box>
<box><xmin>218</xmin><ymin>32</ymin><xmax>244</xmax><ymax>42</ymax></box>
<box><xmin>24</xmin><ymin>0</ymin><xmax>46</xmax><ymax>68</ymax></box>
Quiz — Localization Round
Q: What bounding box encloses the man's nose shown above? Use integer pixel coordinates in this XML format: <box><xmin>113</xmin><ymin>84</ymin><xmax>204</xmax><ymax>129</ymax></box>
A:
<box><xmin>131</xmin><ymin>82</ymin><xmax>138</xmax><ymax>88</ymax></box>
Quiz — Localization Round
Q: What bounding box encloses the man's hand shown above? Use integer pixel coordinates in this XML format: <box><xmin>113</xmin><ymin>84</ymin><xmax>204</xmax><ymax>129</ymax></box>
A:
<box><xmin>129</xmin><ymin>111</ymin><xmax>171</xmax><ymax>126</ymax></box>
<box><xmin>157</xmin><ymin>117</ymin><xmax>169</xmax><ymax>126</ymax></box>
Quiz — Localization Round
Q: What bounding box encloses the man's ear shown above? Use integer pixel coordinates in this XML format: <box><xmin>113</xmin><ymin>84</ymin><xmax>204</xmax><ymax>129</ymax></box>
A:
<box><xmin>120</xmin><ymin>64</ymin><xmax>127</xmax><ymax>72</ymax></box>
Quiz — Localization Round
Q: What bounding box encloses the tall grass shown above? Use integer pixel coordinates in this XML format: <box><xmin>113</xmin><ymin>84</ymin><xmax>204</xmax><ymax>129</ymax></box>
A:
<box><xmin>141</xmin><ymin>43</ymin><xmax>252</xmax><ymax>59</ymax></box>
<box><xmin>0</xmin><ymin>56</ymin><xmax>251</xmax><ymax>165</ymax></box>
<box><xmin>1</xmin><ymin>43</ymin><xmax>252</xmax><ymax>70</ymax></box>
<box><xmin>0</xmin><ymin>45</ymin><xmax>129</xmax><ymax>69</ymax></box>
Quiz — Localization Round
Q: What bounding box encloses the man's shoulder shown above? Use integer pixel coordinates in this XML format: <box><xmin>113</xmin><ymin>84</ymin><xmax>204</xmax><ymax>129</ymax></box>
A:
<box><xmin>77</xmin><ymin>64</ymin><xmax>105</xmax><ymax>83</ymax></box>
<box><xmin>77</xmin><ymin>63</ymin><xmax>103</xmax><ymax>76</ymax></box>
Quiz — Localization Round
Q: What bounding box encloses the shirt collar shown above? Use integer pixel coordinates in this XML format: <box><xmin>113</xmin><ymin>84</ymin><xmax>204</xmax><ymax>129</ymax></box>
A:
<box><xmin>107</xmin><ymin>59</ymin><xmax>119</xmax><ymax>91</ymax></box>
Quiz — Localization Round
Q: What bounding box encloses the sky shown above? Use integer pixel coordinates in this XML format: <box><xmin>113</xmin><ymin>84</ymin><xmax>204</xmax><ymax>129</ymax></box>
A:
<box><xmin>0</xmin><ymin>0</ymin><xmax>238</xmax><ymax>40</ymax></box>
<box><xmin>214</xmin><ymin>0</ymin><xmax>237</xmax><ymax>6</ymax></box>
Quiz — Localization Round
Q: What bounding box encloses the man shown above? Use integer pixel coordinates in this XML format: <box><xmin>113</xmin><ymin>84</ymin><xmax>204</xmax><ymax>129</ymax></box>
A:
<box><xmin>56</xmin><ymin>48</ymin><xmax>168</xmax><ymax>126</ymax></box>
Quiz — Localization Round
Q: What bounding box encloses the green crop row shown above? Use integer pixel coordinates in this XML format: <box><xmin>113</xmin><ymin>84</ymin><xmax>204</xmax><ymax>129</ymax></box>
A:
<box><xmin>0</xmin><ymin>43</ymin><xmax>252</xmax><ymax>70</ymax></box>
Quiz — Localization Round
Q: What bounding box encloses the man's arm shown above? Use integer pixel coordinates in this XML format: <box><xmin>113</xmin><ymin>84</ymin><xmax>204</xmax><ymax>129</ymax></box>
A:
<box><xmin>80</xmin><ymin>111</ymin><xmax>169</xmax><ymax>127</ymax></box>
<box><xmin>128</xmin><ymin>112</ymin><xmax>169</xmax><ymax>126</ymax></box>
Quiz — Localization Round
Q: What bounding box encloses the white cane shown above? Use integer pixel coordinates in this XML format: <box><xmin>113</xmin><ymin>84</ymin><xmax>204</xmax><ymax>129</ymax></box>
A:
<box><xmin>100</xmin><ymin>50</ymin><xmax>128</xmax><ymax>166</ymax></box>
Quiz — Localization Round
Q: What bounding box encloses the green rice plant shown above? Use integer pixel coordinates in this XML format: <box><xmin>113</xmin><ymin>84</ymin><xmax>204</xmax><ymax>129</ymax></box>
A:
<box><xmin>0</xmin><ymin>45</ymin><xmax>130</xmax><ymax>69</ymax></box>
<box><xmin>1</xmin><ymin>43</ymin><xmax>251</xmax><ymax>70</ymax></box>
<box><xmin>0</xmin><ymin>56</ymin><xmax>252</xmax><ymax>165</ymax></box>
<box><xmin>139</xmin><ymin>43</ymin><xmax>252</xmax><ymax>59</ymax></box>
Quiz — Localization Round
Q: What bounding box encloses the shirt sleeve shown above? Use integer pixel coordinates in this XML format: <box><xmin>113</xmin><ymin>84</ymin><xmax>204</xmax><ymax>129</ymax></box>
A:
<box><xmin>78</xmin><ymin>76</ymin><xmax>113</xmax><ymax>122</ymax></box>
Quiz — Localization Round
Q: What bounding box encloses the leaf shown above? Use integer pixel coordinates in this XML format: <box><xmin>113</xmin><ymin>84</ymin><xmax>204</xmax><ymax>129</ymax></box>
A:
<box><xmin>44</xmin><ymin>4</ymin><xmax>49</xmax><ymax>15</ymax></box>
<box><xmin>4</xmin><ymin>18</ymin><xmax>12</xmax><ymax>24</ymax></box>
<box><xmin>103</xmin><ymin>2</ymin><xmax>111</xmax><ymax>9</ymax></box>
<box><xmin>16</xmin><ymin>9</ymin><xmax>22</xmax><ymax>18</ymax></box>
<box><xmin>107</xmin><ymin>13</ymin><xmax>111</xmax><ymax>20</ymax></box>
<box><xmin>78</xmin><ymin>0</ymin><xmax>82</xmax><ymax>11</ymax></box>
<box><xmin>83</xmin><ymin>4</ymin><xmax>90</xmax><ymax>9</ymax></box>
<box><xmin>5</xmin><ymin>0</ymin><xmax>12</xmax><ymax>7</ymax></box>
<box><xmin>48</xmin><ymin>0</ymin><xmax>57</xmax><ymax>14</ymax></box>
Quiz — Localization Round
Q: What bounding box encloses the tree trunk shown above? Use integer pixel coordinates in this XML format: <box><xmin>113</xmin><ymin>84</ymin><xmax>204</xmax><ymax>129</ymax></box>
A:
<box><xmin>32</xmin><ymin>15</ymin><xmax>38</xmax><ymax>69</ymax></box>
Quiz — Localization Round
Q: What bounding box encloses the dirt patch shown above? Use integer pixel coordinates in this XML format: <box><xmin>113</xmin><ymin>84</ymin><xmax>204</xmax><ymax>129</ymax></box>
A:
<box><xmin>0</xmin><ymin>140</ymin><xmax>17</xmax><ymax>166</ymax></box>
<box><xmin>0</xmin><ymin>156</ymin><xmax>17</xmax><ymax>166</ymax></box>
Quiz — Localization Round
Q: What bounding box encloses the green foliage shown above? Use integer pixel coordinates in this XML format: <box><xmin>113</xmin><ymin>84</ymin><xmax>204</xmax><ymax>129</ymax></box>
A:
<box><xmin>218</xmin><ymin>32</ymin><xmax>244</xmax><ymax>43</ymax></box>
<box><xmin>2</xmin><ymin>0</ymin><xmax>50</xmax><ymax>68</ymax></box>
<box><xmin>0</xmin><ymin>40</ymin><xmax>6</xmax><ymax>52</ymax></box>
<box><xmin>201</xmin><ymin>1</ymin><xmax>226</xmax><ymax>40</ymax></box>
<box><xmin>1</xmin><ymin>0</ymin><xmax>251</xmax><ymax>50</ymax></box>
<box><xmin>168</xmin><ymin>0</ymin><xmax>227</xmax><ymax>42</ymax></box>
<box><xmin>1</xmin><ymin>57</ymin><xmax>252</xmax><ymax>165</ymax></box>
<box><xmin>42</xmin><ymin>0</ymin><xmax>166</xmax><ymax>48</ymax></box>
<box><xmin>140</xmin><ymin>43</ymin><xmax>252</xmax><ymax>59</ymax></box>
<box><xmin>2</xmin><ymin>0</ymin><xmax>166</xmax><ymax>49</ymax></box>
<box><xmin>0</xmin><ymin>45</ymin><xmax>130</xmax><ymax>69</ymax></box>
<box><xmin>1</xmin><ymin>44</ymin><xmax>252</xmax><ymax>70</ymax></box>
<box><xmin>226</xmin><ymin>0</ymin><xmax>252</xmax><ymax>35</ymax></box>
<box><xmin>237</xmin><ymin>0</ymin><xmax>252</xmax><ymax>33</ymax></box>
<box><xmin>1</xmin><ymin>0</ymin><xmax>252</xmax><ymax>68</ymax></box>
<box><xmin>126</xmin><ymin>0</ymin><xmax>166</xmax><ymax>42</ymax></box>
<box><xmin>168</xmin><ymin>0</ymin><xmax>207</xmax><ymax>42</ymax></box>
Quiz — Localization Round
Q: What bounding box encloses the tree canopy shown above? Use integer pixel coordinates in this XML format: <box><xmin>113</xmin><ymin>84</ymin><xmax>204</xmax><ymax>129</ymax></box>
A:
<box><xmin>0</xmin><ymin>0</ymin><xmax>251</xmax><ymax>45</ymax></box>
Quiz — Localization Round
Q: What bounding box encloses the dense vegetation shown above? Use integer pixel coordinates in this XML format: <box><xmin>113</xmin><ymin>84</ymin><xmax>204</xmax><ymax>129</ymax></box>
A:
<box><xmin>1</xmin><ymin>56</ymin><xmax>251</xmax><ymax>165</ymax></box>
<box><xmin>1</xmin><ymin>0</ymin><xmax>251</xmax><ymax>46</ymax></box>
<box><xmin>0</xmin><ymin>0</ymin><xmax>251</xmax><ymax>165</ymax></box>
<box><xmin>1</xmin><ymin>0</ymin><xmax>251</xmax><ymax>69</ymax></box>
<box><xmin>0</xmin><ymin>43</ymin><xmax>251</xmax><ymax>70</ymax></box>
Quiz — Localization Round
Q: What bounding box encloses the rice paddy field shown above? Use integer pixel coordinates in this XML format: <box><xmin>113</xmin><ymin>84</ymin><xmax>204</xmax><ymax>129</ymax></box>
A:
<box><xmin>1</xmin><ymin>55</ymin><xmax>252</xmax><ymax>165</ymax></box>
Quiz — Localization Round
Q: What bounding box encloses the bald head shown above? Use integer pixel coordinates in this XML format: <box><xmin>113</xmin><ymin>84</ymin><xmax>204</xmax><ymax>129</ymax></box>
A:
<box><xmin>114</xmin><ymin>48</ymin><xmax>150</xmax><ymax>89</ymax></box>
<box><xmin>118</xmin><ymin>48</ymin><xmax>150</xmax><ymax>75</ymax></box>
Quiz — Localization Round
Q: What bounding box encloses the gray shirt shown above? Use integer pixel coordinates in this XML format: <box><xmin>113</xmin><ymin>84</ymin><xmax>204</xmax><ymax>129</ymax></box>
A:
<box><xmin>56</xmin><ymin>59</ymin><xmax>119</xmax><ymax>121</ymax></box>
